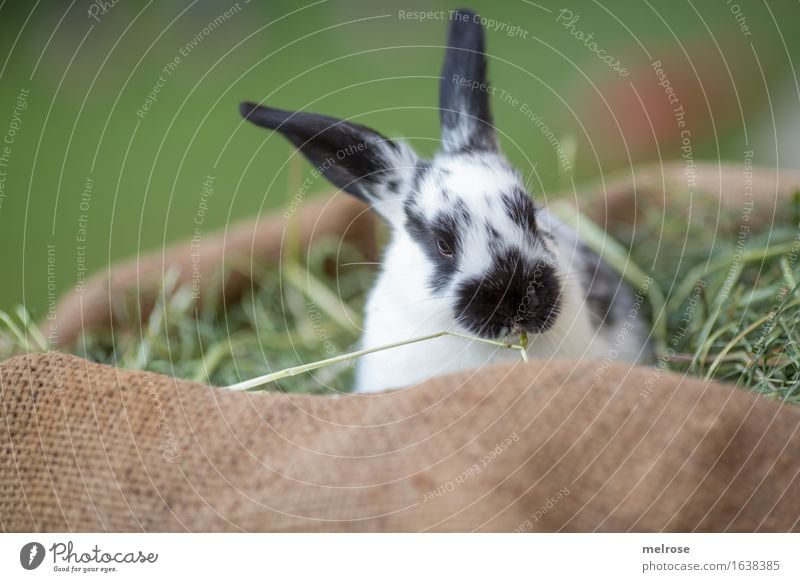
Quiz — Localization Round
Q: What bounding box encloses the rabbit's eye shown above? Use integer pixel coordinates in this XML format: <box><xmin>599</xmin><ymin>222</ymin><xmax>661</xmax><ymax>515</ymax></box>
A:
<box><xmin>436</xmin><ymin>237</ymin><xmax>454</xmax><ymax>259</ymax></box>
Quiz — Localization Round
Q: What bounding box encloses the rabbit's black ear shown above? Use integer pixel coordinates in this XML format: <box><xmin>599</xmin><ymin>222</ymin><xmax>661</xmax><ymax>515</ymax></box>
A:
<box><xmin>439</xmin><ymin>9</ymin><xmax>498</xmax><ymax>153</ymax></box>
<box><xmin>240</xmin><ymin>103</ymin><xmax>419</xmax><ymax>217</ymax></box>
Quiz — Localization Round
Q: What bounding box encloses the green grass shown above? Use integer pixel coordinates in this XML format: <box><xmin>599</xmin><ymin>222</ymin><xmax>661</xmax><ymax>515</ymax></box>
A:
<box><xmin>2</xmin><ymin>191</ymin><xmax>800</xmax><ymax>403</ymax></box>
<box><xmin>621</xmin><ymin>193</ymin><xmax>800</xmax><ymax>404</ymax></box>
<box><xmin>0</xmin><ymin>237</ymin><xmax>372</xmax><ymax>395</ymax></box>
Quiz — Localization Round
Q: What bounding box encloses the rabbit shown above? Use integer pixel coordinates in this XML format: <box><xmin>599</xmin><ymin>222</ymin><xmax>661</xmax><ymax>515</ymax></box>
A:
<box><xmin>240</xmin><ymin>8</ymin><xmax>651</xmax><ymax>393</ymax></box>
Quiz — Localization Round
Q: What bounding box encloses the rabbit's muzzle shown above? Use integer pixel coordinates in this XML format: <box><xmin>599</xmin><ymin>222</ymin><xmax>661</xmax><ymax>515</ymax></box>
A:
<box><xmin>453</xmin><ymin>255</ymin><xmax>562</xmax><ymax>339</ymax></box>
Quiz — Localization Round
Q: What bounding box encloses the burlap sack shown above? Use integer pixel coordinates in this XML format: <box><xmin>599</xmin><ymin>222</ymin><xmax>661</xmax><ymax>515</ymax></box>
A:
<box><xmin>3</xmin><ymin>162</ymin><xmax>800</xmax><ymax>532</ymax></box>
<box><xmin>2</xmin><ymin>352</ymin><xmax>798</xmax><ymax>532</ymax></box>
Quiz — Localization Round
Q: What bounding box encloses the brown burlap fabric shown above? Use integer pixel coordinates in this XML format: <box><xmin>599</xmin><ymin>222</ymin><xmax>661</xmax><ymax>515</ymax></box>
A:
<box><xmin>3</xmin><ymin>162</ymin><xmax>800</xmax><ymax>532</ymax></box>
<box><xmin>2</xmin><ymin>351</ymin><xmax>798</xmax><ymax>532</ymax></box>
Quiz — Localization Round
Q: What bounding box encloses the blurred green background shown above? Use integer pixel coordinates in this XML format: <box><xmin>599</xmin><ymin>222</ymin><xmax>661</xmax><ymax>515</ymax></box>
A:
<box><xmin>1</xmin><ymin>0</ymin><xmax>798</xmax><ymax>316</ymax></box>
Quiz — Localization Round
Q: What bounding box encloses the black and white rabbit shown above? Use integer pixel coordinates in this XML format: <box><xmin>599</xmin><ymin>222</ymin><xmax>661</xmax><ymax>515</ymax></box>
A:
<box><xmin>240</xmin><ymin>9</ymin><xmax>650</xmax><ymax>393</ymax></box>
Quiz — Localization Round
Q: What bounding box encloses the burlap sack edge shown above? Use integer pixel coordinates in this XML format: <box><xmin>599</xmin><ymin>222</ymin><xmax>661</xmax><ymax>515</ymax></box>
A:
<box><xmin>2</xmin><ymin>349</ymin><xmax>799</xmax><ymax>532</ymax></box>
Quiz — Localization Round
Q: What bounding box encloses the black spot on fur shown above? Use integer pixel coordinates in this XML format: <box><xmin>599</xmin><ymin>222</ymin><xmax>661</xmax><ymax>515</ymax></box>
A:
<box><xmin>453</xmin><ymin>199</ymin><xmax>472</xmax><ymax>227</ymax></box>
<box><xmin>386</xmin><ymin>179</ymin><xmax>399</xmax><ymax>193</ymax></box>
<box><xmin>439</xmin><ymin>9</ymin><xmax>497</xmax><ymax>153</ymax></box>
<box><xmin>240</xmin><ymin>103</ymin><xmax>395</xmax><ymax>204</ymax></box>
<box><xmin>409</xmin><ymin>162</ymin><xmax>431</xmax><ymax>197</ymax></box>
<box><xmin>405</xmin><ymin>208</ymin><xmax>462</xmax><ymax>291</ymax></box>
<box><xmin>455</xmin><ymin>247</ymin><xmax>561</xmax><ymax>338</ymax></box>
<box><xmin>503</xmin><ymin>189</ymin><xmax>538</xmax><ymax>234</ymax></box>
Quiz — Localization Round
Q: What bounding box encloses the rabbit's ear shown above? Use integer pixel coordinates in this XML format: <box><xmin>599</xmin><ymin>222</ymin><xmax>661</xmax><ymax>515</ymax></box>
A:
<box><xmin>439</xmin><ymin>10</ymin><xmax>498</xmax><ymax>153</ymax></box>
<box><xmin>240</xmin><ymin>103</ymin><xmax>419</xmax><ymax>221</ymax></box>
